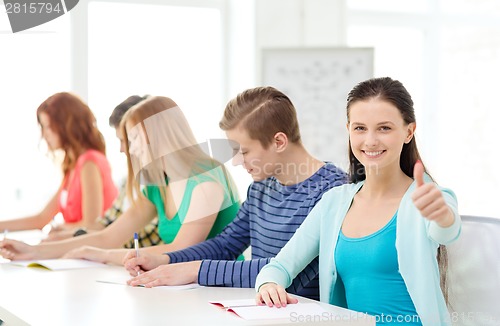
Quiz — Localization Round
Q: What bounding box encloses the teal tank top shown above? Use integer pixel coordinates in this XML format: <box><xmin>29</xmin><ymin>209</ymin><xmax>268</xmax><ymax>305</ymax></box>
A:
<box><xmin>335</xmin><ymin>212</ymin><xmax>422</xmax><ymax>325</ymax></box>
<box><xmin>144</xmin><ymin>165</ymin><xmax>240</xmax><ymax>245</ymax></box>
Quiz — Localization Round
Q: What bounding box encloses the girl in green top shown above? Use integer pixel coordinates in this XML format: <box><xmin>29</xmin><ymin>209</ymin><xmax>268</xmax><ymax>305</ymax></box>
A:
<box><xmin>123</xmin><ymin>96</ymin><xmax>240</xmax><ymax>247</ymax></box>
<box><xmin>0</xmin><ymin>96</ymin><xmax>240</xmax><ymax>263</ymax></box>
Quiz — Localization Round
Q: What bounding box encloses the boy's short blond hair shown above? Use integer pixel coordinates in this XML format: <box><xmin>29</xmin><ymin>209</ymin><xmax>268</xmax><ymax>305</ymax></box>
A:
<box><xmin>219</xmin><ymin>86</ymin><xmax>301</xmax><ymax>148</ymax></box>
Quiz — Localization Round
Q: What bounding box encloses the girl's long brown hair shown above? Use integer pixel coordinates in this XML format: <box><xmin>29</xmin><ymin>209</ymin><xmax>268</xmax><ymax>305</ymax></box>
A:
<box><xmin>37</xmin><ymin>92</ymin><xmax>106</xmax><ymax>177</ymax></box>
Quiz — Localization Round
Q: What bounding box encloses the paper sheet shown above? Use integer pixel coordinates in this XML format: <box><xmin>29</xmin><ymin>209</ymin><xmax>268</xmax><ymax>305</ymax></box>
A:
<box><xmin>96</xmin><ymin>273</ymin><xmax>201</xmax><ymax>290</ymax></box>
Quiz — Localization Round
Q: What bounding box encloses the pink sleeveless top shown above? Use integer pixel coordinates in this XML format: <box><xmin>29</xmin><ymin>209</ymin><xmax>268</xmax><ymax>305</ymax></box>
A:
<box><xmin>58</xmin><ymin>149</ymin><xmax>118</xmax><ymax>223</ymax></box>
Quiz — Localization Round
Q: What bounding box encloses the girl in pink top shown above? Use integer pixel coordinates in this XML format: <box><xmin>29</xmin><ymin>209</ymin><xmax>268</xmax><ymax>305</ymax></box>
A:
<box><xmin>59</xmin><ymin>149</ymin><xmax>117</xmax><ymax>224</ymax></box>
<box><xmin>0</xmin><ymin>93</ymin><xmax>118</xmax><ymax>234</ymax></box>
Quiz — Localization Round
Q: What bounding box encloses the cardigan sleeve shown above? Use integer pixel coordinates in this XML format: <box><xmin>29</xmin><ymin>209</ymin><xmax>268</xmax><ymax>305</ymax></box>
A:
<box><xmin>428</xmin><ymin>187</ymin><xmax>461</xmax><ymax>245</ymax></box>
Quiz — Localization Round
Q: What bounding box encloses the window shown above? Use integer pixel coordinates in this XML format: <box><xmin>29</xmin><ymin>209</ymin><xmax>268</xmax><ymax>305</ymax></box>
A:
<box><xmin>0</xmin><ymin>0</ymin><xmax>232</xmax><ymax>219</ymax></box>
<box><xmin>437</xmin><ymin>25</ymin><xmax>500</xmax><ymax>216</ymax></box>
<box><xmin>0</xmin><ymin>14</ymin><xmax>70</xmax><ymax>217</ymax></box>
<box><xmin>347</xmin><ymin>0</ymin><xmax>428</xmax><ymax>13</ymax></box>
<box><xmin>87</xmin><ymin>2</ymin><xmax>224</xmax><ymax>182</ymax></box>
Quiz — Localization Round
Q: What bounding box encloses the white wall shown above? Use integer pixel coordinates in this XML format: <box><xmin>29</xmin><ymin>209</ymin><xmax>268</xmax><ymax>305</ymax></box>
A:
<box><xmin>255</xmin><ymin>0</ymin><xmax>346</xmax><ymax>78</ymax></box>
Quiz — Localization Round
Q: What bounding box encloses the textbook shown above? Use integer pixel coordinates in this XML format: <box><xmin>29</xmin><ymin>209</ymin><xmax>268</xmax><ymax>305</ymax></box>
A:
<box><xmin>209</xmin><ymin>299</ymin><xmax>329</xmax><ymax>320</ymax></box>
<box><xmin>9</xmin><ymin>259</ymin><xmax>107</xmax><ymax>271</ymax></box>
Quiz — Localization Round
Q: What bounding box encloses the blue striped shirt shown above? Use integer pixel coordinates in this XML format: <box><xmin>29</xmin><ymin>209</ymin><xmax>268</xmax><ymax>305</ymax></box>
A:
<box><xmin>167</xmin><ymin>163</ymin><xmax>347</xmax><ymax>300</ymax></box>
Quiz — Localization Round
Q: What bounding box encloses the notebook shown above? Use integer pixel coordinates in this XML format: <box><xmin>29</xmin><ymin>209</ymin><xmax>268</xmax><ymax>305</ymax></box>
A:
<box><xmin>9</xmin><ymin>258</ymin><xmax>107</xmax><ymax>270</ymax></box>
<box><xmin>209</xmin><ymin>299</ymin><xmax>329</xmax><ymax>320</ymax></box>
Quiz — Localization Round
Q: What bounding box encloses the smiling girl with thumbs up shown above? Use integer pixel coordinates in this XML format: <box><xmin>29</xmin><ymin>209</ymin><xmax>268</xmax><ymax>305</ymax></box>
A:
<box><xmin>255</xmin><ymin>77</ymin><xmax>461</xmax><ymax>326</ymax></box>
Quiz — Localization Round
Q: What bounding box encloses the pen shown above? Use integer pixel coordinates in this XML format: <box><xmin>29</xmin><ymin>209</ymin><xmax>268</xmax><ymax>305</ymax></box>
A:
<box><xmin>134</xmin><ymin>232</ymin><xmax>140</xmax><ymax>275</ymax></box>
<box><xmin>3</xmin><ymin>229</ymin><xmax>7</xmax><ymax>240</ymax></box>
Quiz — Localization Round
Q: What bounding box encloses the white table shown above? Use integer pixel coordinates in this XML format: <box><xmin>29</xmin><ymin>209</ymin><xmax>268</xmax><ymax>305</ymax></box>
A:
<box><xmin>0</xmin><ymin>263</ymin><xmax>374</xmax><ymax>326</ymax></box>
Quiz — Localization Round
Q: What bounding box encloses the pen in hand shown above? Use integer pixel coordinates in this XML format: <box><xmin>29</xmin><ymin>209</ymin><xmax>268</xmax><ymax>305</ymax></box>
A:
<box><xmin>2</xmin><ymin>229</ymin><xmax>7</xmax><ymax>240</ymax></box>
<box><xmin>134</xmin><ymin>232</ymin><xmax>141</xmax><ymax>275</ymax></box>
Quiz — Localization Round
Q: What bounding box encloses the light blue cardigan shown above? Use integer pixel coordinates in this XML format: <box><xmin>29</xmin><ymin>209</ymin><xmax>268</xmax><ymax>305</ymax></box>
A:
<box><xmin>255</xmin><ymin>179</ymin><xmax>461</xmax><ymax>326</ymax></box>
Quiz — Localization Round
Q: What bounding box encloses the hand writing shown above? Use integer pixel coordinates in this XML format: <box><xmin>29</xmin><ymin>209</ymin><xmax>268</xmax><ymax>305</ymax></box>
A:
<box><xmin>123</xmin><ymin>251</ymin><xmax>169</xmax><ymax>276</ymax></box>
<box><xmin>126</xmin><ymin>261</ymin><xmax>201</xmax><ymax>288</ymax></box>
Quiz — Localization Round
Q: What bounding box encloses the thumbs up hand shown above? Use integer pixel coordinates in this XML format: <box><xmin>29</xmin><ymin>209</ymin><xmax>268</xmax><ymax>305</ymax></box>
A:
<box><xmin>411</xmin><ymin>160</ymin><xmax>455</xmax><ymax>227</ymax></box>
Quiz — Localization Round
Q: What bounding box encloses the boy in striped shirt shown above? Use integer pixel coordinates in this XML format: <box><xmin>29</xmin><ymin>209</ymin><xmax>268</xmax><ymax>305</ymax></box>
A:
<box><xmin>123</xmin><ymin>86</ymin><xmax>347</xmax><ymax>300</ymax></box>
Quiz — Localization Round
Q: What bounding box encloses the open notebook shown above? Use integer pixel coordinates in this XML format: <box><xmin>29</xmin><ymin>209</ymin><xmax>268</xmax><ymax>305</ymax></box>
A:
<box><xmin>209</xmin><ymin>299</ymin><xmax>329</xmax><ymax>320</ymax></box>
<box><xmin>9</xmin><ymin>259</ymin><xmax>107</xmax><ymax>270</ymax></box>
